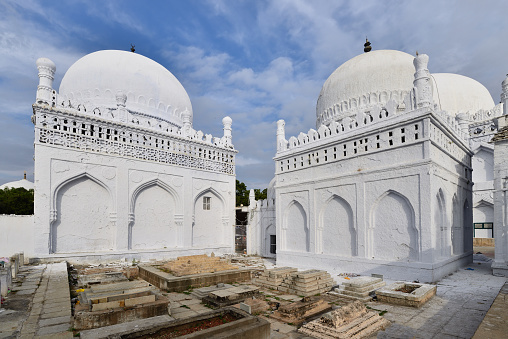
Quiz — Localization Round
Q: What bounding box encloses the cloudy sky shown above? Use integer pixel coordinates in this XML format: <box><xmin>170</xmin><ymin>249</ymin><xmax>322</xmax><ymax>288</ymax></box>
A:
<box><xmin>1</xmin><ymin>0</ymin><xmax>507</xmax><ymax>189</ymax></box>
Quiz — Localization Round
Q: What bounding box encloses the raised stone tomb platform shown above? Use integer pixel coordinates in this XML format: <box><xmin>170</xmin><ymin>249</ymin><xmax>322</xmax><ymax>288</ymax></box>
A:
<box><xmin>330</xmin><ymin>276</ymin><xmax>386</xmax><ymax>302</ymax></box>
<box><xmin>162</xmin><ymin>254</ymin><xmax>238</xmax><ymax>276</ymax></box>
<box><xmin>376</xmin><ymin>281</ymin><xmax>437</xmax><ymax>307</ymax></box>
<box><xmin>271</xmin><ymin>296</ymin><xmax>332</xmax><ymax>325</ymax></box>
<box><xmin>139</xmin><ymin>264</ymin><xmax>251</xmax><ymax>292</ymax></box>
<box><xmin>254</xmin><ymin>267</ymin><xmax>333</xmax><ymax>296</ymax></box>
<box><xmin>74</xmin><ymin>280</ymin><xmax>170</xmax><ymax>330</ymax></box>
<box><xmin>202</xmin><ymin>285</ymin><xmax>260</xmax><ymax>308</ymax></box>
<box><xmin>80</xmin><ymin>307</ymin><xmax>270</xmax><ymax>339</ymax></box>
<box><xmin>299</xmin><ymin>300</ymin><xmax>390</xmax><ymax>339</ymax></box>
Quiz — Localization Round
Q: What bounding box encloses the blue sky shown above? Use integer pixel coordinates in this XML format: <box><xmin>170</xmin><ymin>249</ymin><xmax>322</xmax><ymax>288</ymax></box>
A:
<box><xmin>1</xmin><ymin>0</ymin><xmax>508</xmax><ymax>189</ymax></box>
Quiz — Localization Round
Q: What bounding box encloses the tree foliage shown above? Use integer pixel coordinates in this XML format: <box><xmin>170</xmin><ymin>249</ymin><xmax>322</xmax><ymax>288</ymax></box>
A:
<box><xmin>236</xmin><ymin>180</ymin><xmax>249</xmax><ymax>206</ymax></box>
<box><xmin>0</xmin><ymin>187</ymin><xmax>34</xmax><ymax>215</ymax></box>
<box><xmin>236</xmin><ymin>180</ymin><xmax>267</xmax><ymax>206</ymax></box>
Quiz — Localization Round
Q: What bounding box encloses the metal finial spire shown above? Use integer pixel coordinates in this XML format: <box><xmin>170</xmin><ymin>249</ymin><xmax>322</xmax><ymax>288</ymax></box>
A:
<box><xmin>130</xmin><ymin>44</ymin><xmax>135</xmax><ymax>53</ymax></box>
<box><xmin>24</xmin><ymin>171</ymin><xmax>26</xmax><ymax>180</ymax></box>
<box><xmin>364</xmin><ymin>37</ymin><xmax>372</xmax><ymax>53</ymax></box>
<box><xmin>416</xmin><ymin>50</ymin><xmax>419</xmax><ymax>56</ymax></box>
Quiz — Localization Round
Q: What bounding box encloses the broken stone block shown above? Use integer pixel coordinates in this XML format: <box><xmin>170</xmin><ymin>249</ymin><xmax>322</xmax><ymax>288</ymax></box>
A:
<box><xmin>299</xmin><ymin>300</ymin><xmax>390</xmax><ymax>338</ymax></box>
<box><xmin>271</xmin><ymin>295</ymin><xmax>332</xmax><ymax>325</ymax></box>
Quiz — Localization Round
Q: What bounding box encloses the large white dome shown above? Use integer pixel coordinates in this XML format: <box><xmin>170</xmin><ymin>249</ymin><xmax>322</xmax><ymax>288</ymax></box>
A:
<box><xmin>317</xmin><ymin>50</ymin><xmax>415</xmax><ymax>126</ymax></box>
<box><xmin>431</xmin><ymin>73</ymin><xmax>495</xmax><ymax>116</ymax></box>
<box><xmin>59</xmin><ymin>50</ymin><xmax>192</xmax><ymax>126</ymax></box>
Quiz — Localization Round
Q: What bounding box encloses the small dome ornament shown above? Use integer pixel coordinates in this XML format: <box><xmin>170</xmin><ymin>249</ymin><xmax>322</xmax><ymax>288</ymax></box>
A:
<box><xmin>364</xmin><ymin>38</ymin><xmax>372</xmax><ymax>53</ymax></box>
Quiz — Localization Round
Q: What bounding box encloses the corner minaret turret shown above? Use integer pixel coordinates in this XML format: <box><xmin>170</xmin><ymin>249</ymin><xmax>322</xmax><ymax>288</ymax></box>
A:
<box><xmin>502</xmin><ymin>74</ymin><xmax>508</xmax><ymax>116</ymax></box>
<box><xmin>276</xmin><ymin>120</ymin><xmax>287</xmax><ymax>152</ymax></box>
<box><xmin>222</xmin><ymin>116</ymin><xmax>233</xmax><ymax>146</ymax></box>
<box><xmin>36</xmin><ymin>58</ymin><xmax>56</xmax><ymax>105</ymax></box>
<box><xmin>181</xmin><ymin>109</ymin><xmax>192</xmax><ymax>137</ymax></box>
<box><xmin>413</xmin><ymin>53</ymin><xmax>433</xmax><ymax>108</ymax></box>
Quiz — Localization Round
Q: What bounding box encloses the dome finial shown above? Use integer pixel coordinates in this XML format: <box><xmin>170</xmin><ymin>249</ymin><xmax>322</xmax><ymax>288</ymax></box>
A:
<box><xmin>130</xmin><ymin>44</ymin><xmax>135</xmax><ymax>53</ymax></box>
<box><xmin>24</xmin><ymin>171</ymin><xmax>26</xmax><ymax>180</ymax></box>
<box><xmin>364</xmin><ymin>37</ymin><xmax>372</xmax><ymax>53</ymax></box>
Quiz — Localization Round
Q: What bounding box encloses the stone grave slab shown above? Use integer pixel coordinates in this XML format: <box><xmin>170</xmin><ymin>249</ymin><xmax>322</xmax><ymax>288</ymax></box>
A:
<box><xmin>376</xmin><ymin>281</ymin><xmax>437</xmax><ymax>307</ymax></box>
<box><xmin>330</xmin><ymin>276</ymin><xmax>386</xmax><ymax>302</ymax></box>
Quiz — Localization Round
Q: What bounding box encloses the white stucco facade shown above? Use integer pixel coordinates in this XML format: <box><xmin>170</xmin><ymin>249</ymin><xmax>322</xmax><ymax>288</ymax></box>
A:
<box><xmin>246</xmin><ymin>179</ymin><xmax>276</xmax><ymax>258</ymax></box>
<box><xmin>268</xmin><ymin>51</ymin><xmax>501</xmax><ymax>282</ymax></box>
<box><xmin>30</xmin><ymin>50</ymin><xmax>236</xmax><ymax>262</ymax></box>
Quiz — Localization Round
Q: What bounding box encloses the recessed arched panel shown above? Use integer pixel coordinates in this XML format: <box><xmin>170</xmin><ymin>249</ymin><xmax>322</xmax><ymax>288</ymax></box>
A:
<box><xmin>52</xmin><ymin>176</ymin><xmax>113</xmax><ymax>253</ymax></box>
<box><xmin>451</xmin><ymin>195</ymin><xmax>462</xmax><ymax>255</ymax></box>
<box><xmin>435</xmin><ymin>189</ymin><xmax>450</xmax><ymax>257</ymax></box>
<box><xmin>284</xmin><ymin>201</ymin><xmax>309</xmax><ymax>252</ymax></box>
<box><xmin>463</xmin><ymin>199</ymin><xmax>472</xmax><ymax>253</ymax></box>
<box><xmin>193</xmin><ymin>189</ymin><xmax>224</xmax><ymax>247</ymax></box>
<box><xmin>264</xmin><ymin>224</ymin><xmax>276</xmax><ymax>257</ymax></box>
<box><xmin>131</xmin><ymin>185</ymin><xmax>176</xmax><ymax>250</ymax></box>
<box><xmin>321</xmin><ymin>196</ymin><xmax>356</xmax><ymax>256</ymax></box>
<box><xmin>372</xmin><ymin>191</ymin><xmax>417</xmax><ymax>261</ymax></box>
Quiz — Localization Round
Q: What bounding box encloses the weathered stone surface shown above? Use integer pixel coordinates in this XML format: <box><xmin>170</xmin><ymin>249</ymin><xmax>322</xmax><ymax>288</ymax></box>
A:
<box><xmin>272</xmin><ymin>296</ymin><xmax>332</xmax><ymax>325</ymax></box>
<box><xmin>376</xmin><ymin>281</ymin><xmax>436</xmax><ymax>307</ymax></box>
<box><xmin>162</xmin><ymin>254</ymin><xmax>238</xmax><ymax>276</ymax></box>
<box><xmin>299</xmin><ymin>301</ymin><xmax>390</xmax><ymax>339</ymax></box>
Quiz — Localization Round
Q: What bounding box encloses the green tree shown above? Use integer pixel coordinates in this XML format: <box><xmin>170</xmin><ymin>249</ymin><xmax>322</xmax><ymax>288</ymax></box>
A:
<box><xmin>254</xmin><ymin>188</ymin><xmax>267</xmax><ymax>200</ymax></box>
<box><xmin>236</xmin><ymin>180</ymin><xmax>249</xmax><ymax>206</ymax></box>
<box><xmin>0</xmin><ymin>187</ymin><xmax>34</xmax><ymax>215</ymax></box>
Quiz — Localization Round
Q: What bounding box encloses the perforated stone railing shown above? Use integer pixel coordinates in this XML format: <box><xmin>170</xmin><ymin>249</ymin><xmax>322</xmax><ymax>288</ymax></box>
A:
<box><xmin>43</xmin><ymin>99</ymin><xmax>235</xmax><ymax>149</ymax></box>
<box><xmin>276</xmin><ymin>105</ymin><xmax>472</xmax><ymax>174</ymax></box>
<box><xmin>276</xmin><ymin>119</ymin><xmax>425</xmax><ymax>174</ymax></box>
<box><xmin>33</xmin><ymin>107</ymin><xmax>236</xmax><ymax>175</ymax></box>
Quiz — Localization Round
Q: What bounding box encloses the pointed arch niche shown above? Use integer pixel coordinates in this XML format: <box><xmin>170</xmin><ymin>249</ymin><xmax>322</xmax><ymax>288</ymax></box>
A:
<box><xmin>370</xmin><ymin>190</ymin><xmax>418</xmax><ymax>261</ymax></box>
<box><xmin>319</xmin><ymin>195</ymin><xmax>356</xmax><ymax>256</ymax></box>
<box><xmin>50</xmin><ymin>173</ymin><xmax>114</xmax><ymax>254</ymax></box>
<box><xmin>283</xmin><ymin>200</ymin><xmax>309</xmax><ymax>252</ymax></box>
<box><xmin>451</xmin><ymin>194</ymin><xmax>463</xmax><ymax>255</ymax></box>
<box><xmin>192</xmin><ymin>188</ymin><xmax>226</xmax><ymax>247</ymax></box>
<box><xmin>435</xmin><ymin>189</ymin><xmax>451</xmax><ymax>258</ymax></box>
<box><xmin>129</xmin><ymin>179</ymin><xmax>181</xmax><ymax>250</ymax></box>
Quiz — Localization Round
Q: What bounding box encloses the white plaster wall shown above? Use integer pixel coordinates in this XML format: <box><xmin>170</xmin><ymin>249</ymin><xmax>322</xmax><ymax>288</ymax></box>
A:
<box><xmin>246</xmin><ymin>194</ymin><xmax>276</xmax><ymax>258</ymax></box>
<box><xmin>33</xmin><ymin>142</ymin><xmax>235</xmax><ymax>260</ymax></box>
<box><xmin>284</xmin><ymin>201</ymin><xmax>309</xmax><ymax>252</ymax></box>
<box><xmin>372</xmin><ymin>192</ymin><xmax>416</xmax><ymax>261</ymax></box>
<box><xmin>131</xmin><ymin>185</ymin><xmax>176</xmax><ymax>250</ymax></box>
<box><xmin>473</xmin><ymin>205</ymin><xmax>494</xmax><ymax>224</ymax></box>
<box><xmin>321</xmin><ymin>196</ymin><xmax>355</xmax><ymax>256</ymax></box>
<box><xmin>472</xmin><ymin>148</ymin><xmax>494</xmax><ymax>182</ymax></box>
<box><xmin>493</xmin><ymin>139</ymin><xmax>508</xmax><ymax>275</ymax></box>
<box><xmin>53</xmin><ymin>176</ymin><xmax>114</xmax><ymax>253</ymax></box>
<box><xmin>274</xmin><ymin>113</ymin><xmax>473</xmax><ymax>282</ymax></box>
<box><xmin>193</xmin><ymin>189</ymin><xmax>223</xmax><ymax>247</ymax></box>
<box><xmin>0</xmin><ymin>215</ymin><xmax>34</xmax><ymax>257</ymax></box>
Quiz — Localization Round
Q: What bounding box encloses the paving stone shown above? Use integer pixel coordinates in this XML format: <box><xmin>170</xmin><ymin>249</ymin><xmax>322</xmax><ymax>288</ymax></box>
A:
<box><xmin>172</xmin><ymin>310</ymin><xmax>198</xmax><ymax>319</ymax></box>
<box><xmin>40</xmin><ymin>309</ymin><xmax>71</xmax><ymax>319</ymax></box>
<box><xmin>39</xmin><ymin>315</ymin><xmax>72</xmax><ymax>327</ymax></box>
<box><xmin>36</xmin><ymin>323</ymin><xmax>71</xmax><ymax>336</ymax></box>
<box><xmin>16</xmin><ymin>289</ymin><xmax>37</xmax><ymax>295</ymax></box>
<box><xmin>180</xmin><ymin>298</ymin><xmax>201</xmax><ymax>305</ymax></box>
<box><xmin>37</xmin><ymin>331</ymin><xmax>74</xmax><ymax>339</ymax></box>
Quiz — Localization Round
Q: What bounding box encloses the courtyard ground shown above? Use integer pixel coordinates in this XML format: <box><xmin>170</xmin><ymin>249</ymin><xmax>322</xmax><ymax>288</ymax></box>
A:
<box><xmin>0</xmin><ymin>253</ymin><xmax>506</xmax><ymax>339</ymax></box>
